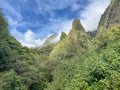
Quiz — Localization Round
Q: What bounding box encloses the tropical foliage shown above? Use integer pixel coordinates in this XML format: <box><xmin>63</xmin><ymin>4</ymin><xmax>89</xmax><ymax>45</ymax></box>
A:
<box><xmin>0</xmin><ymin>0</ymin><xmax>120</xmax><ymax>89</ymax></box>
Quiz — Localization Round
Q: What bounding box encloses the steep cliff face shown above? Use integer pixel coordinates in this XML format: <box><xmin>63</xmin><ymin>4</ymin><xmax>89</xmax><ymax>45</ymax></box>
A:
<box><xmin>98</xmin><ymin>0</ymin><xmax>120</xmax><ymax>33</ymax></box>
<box><xmin>49</xmin><ymin>19</ymin><xmax>89</xmax><ymax>59</ymax></box>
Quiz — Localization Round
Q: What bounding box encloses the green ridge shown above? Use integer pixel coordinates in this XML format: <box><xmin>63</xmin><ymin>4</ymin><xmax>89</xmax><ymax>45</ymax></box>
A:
<box><xmin>0</xmin><ymin>0</ymin><xmax>120</xmax><ymax>89</ymax></box>
<box><xmin>49</xmin><ymin>19</ymin><xmax>89</xmax><ymax>59</ymax></box>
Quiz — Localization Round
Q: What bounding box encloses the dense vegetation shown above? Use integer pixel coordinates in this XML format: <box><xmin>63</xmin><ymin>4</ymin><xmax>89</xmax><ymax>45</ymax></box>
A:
<box><xmin>0</xmin><ymin>0</ymin><xmax>120</xmax><ymax>90</ymax></box>
<box><xmin>49</xmin><ymin>19</ymin><xmax>89</xmax><ymax>59</ymax></box>
<box><xmin>0</xmin><ymin>11</ymin><xmax>51</xmax><ymax>90</ymax></box>
<box><xmin>47</xmin><ymin>26</ymin><xmax>120</xmax><ymax>90</ymax></box>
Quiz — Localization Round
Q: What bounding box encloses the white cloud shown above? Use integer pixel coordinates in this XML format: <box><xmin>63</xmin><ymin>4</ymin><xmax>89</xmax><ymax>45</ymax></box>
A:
<box><xmin>44</xmin><ymin>19</ymin><xmax>72</xmax><ymax>44</ymax></box>
<box><xmin>6</xmin><ymin>16</ymin><xmax>18</xmax><ymax>27</ymax></box>
<box><xmin>37</xmin><ymin>18</ymin><xmax>73</xmax><ymax>45</ymax></box>
<box><xmin>0</xmin><ymin>1</ymin><xmax>22</xmax><ymax>18</ymax></box>
<box><xmin>80</xmin><ymin>0</ymin><xmax>110</xmax><ymax>31</ymax></box>
<box><xmin>42</xmin><ymin>18</ymin><xmax>72</xmax><ymax>35</ymax></box>
<box><xmin>34</xmin><ymin>0</ymin><xmax>110</xmax><ymax>32</ymax></box>
<box><xmin>49</xmin><ymin>19</ymin><xmax>72</xmax><ymax>43</ymax></box>
<box><xmin>11</xmin><ymin>29</ymin><xmax>46</xmax><ymax>48</ymax></box>
<box><xmin>35</xmin><ymin>0</ymin><xmax>79</xmax><ymax>15</ymax></box>
<box><xmin>60</xmin><ymin>20</ymin><xmax>72</xmax><ymax>34</ymax></box>
<box><xmin>71</xmin><ymin>2</ymin><xmax>81</xmax><ymax>11</ymax></box>
<box><xmin>11</xmin><ymin>19</ymin><xmax>72</xmax><ymax>48</ymax></box>
<box><xmin>0</xmin><ymin>0</ymin><xmax>111</xmax><ymax>48</ymax></box>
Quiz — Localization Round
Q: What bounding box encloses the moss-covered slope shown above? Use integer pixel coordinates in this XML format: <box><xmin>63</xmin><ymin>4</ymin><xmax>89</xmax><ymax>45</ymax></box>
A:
<box><xmin>49</xmin><ymin>19</ymin><xmax>89</xmax><ymax>59</ymax></box>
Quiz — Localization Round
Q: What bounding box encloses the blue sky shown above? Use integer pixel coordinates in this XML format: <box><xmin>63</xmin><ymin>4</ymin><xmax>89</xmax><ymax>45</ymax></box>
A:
<box><xmin>0</xmin><ymin>0</ymin><xmax>110</xmax><ymax>47</ymax></box>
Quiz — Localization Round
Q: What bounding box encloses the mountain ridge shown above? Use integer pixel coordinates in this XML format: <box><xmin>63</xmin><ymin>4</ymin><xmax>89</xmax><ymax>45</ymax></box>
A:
<box><xmin>49</xmin><ymin>19</ymin><xmax>89</xmax><ymax>59</ymax></box>
<box><xmin>0</xmin><ymin>0</ymin><xmax>120</xmax><ymax>89</ymax></box>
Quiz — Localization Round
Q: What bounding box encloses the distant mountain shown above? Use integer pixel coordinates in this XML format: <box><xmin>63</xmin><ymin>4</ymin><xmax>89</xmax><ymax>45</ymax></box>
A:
<box><xmin>38</xmin><ymin>34</ymin><xmax>58</xmax><ymax>56</ymax></box>
<box><xmin>42</xmin><ymin>34</ymin><xmax>58</xmax><ymax>48</ymax></box>
<box><xmin>49</xmin><ymin>19</ymin><xmax>89</xmax><ymax>59</ymax></box>
<box><xmin>98</xmin><ymin>0</ymin><xmax>120</xmax><ymax>33</ymax></box>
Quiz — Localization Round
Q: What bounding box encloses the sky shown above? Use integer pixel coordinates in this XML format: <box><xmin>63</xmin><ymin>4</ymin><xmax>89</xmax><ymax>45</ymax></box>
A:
<box><xmin>0</xmin><ymin>0</ymin><xmax>110</xmax><ymax>48</ymax></box>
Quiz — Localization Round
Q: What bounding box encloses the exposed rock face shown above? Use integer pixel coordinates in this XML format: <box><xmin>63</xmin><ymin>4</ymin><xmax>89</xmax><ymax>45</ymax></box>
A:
<box><xmin>98</xmin><ymin>0</ymin><xmax>120</xmax><ymax>33</ymax></box>
<box><xmin>60</xmin><ymin>32</ymin><xmax>67</xmax><ymax>40</ymax></box>
<box><xmin>72</xmin><ymin>19</ymin><xmax>85</xmax><ymax>31</ymax></box>
<box><xmin>49</xmin><ymin>19</ymin><xmax>89</xmax><ymax>59</ymax></box>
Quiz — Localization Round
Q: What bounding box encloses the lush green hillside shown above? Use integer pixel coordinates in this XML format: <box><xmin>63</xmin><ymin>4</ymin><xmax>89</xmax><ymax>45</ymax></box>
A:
<box><xmin>0</xmin><ymin>0</ymin><xmax>120</xmax><ymax>90</ymax></box>
<box><xmin>0</xmin><ymin>11</ymin><xmax>51</xmax><ymax>90</ymax></box>
<box><xmin>46</xmin><ymin>0</ymin><xmax>120</xmax><ymax>89</ymax></box>
<box><xmin>47</xmin><ymin>25</ymin><xmax>120</xmax><ymax>90</ymax></box>
<box><xmin>49</xmin><ymin>19</ymin><xmax>89</xmax><ymax>59</ymax></box>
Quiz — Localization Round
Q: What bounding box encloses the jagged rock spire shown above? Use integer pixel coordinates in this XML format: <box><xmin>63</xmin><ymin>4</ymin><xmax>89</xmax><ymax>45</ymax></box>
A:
<box><xmin>72</xmin><ymin>18</ymin><xmax>84</xmax><ymax>31</ymax></box>
<box><xmin>49</xmin><ymin>18</ymin><xmax>89</xmax><ymax>59</ymax></box>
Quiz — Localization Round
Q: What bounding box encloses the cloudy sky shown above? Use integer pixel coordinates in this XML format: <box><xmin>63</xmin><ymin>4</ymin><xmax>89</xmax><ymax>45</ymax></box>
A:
<box><xmin>0</xmin><ymin>0</ymin><xmax>110</xmax><ymax>48</ymax></box>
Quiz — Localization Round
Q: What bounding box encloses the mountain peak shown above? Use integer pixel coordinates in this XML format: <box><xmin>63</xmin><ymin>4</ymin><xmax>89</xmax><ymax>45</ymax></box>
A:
<box><xmin>49</xmin><ymin>19</ymin><xmax>89</xmax><ymax>59</ymax></box>
<box><xmin>72</xmin><ymin>18</ymin><xmax>84</xmax><ymax>31</ymax></box>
